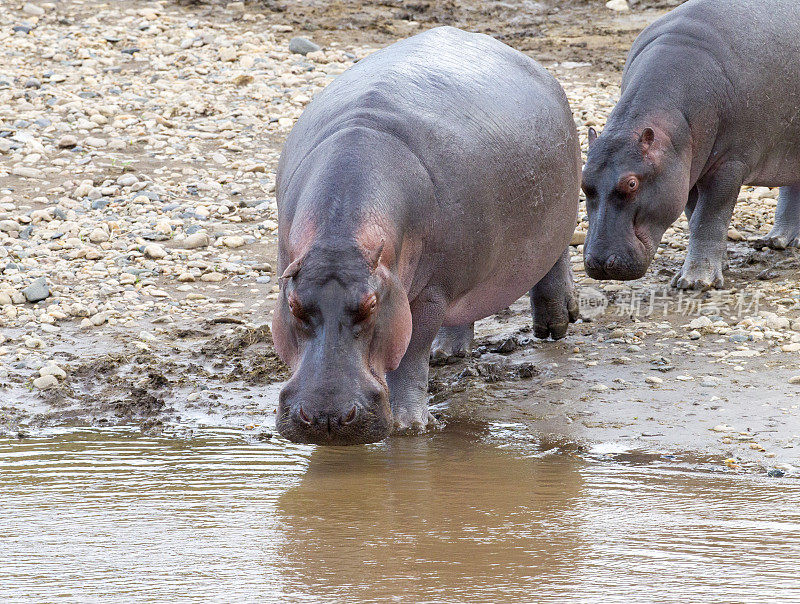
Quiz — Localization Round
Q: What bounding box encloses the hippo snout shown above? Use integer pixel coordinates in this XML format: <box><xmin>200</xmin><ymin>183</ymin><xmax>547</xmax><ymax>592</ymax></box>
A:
<box><xmin>277</xmin><ymin>381</ymin><xmax>392</xmax><ymax>445</ymax></box>
<box><xmin>584</xmin><ymin>251</ymin><xmax>649</xmax><ymax>281</ymax></box>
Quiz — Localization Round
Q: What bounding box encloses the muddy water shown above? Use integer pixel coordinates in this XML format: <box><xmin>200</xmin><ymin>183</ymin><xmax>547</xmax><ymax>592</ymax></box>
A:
<box><xmin>1</xmin><ymin>425</ymin><xmax>798</xmax><ymax>603</ymax></box>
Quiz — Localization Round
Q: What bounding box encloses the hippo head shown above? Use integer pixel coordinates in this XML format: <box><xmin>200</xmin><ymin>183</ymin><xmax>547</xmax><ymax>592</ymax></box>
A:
<box><xmin>581</xmin><ymin>126</ymin><xmax>691</xmax><ymax>280</ymax></box>
<box><xmin>272</xmin><ymin>241</ymin><xmax>412</xmax><ymax>445</ymax></box>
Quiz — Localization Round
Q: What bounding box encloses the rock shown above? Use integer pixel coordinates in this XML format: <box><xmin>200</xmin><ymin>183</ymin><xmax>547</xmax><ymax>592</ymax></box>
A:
<box><xmin>22</xmin><ymin>3</ymin><xmax>45</xmax><ymax>16</ymax></box>
<box><xmin>781</xmin><ymin>342</ymin><xmax>800</xmax><ymax>352</ymax></box>
<box><xmin>84</xmin><ymin>137</ymin><xmax>107</xmax><ymax>148</ymax></box>
<box><xmin>39</xmin><ymin>365</ymin><xmax>67</xmax><ymax>380</ymax></box>
<box><xmin>88</xmin><ymin>228</ymin><xmax>109</xmax><ymax>243</ymax></box>
<box><xmin>789</xmin><ymin>376</ymin><xmax>800</xmax><ymax>384</ymax></box>
<box><xmin>177</xmin><ymin>272</ymin><xmax>196</xmax><ymax>282</ymax></box>
<box><xmin>688</xmin><ymin>330</ymin><xmax>701</xmax><ymax>340</ymax></box>
<box><xmin>117</xmin><ymin>174</ymin><xmax>139</xmax><ymax>187</ymax></box>
<box><xmin>0</xmin><ymin>220</ymin><xmax>20</xmax><ymax>232</ymax></box>
<box><xmin>201</xmin><ymin>271</ymin><xmax>225</xmax><ymax>282</ymax></box>
<box><xmin>645</xmin><ymin>376</ymin><xmax>663</xmax><ymax>385</ymax></box>
<box><xmin>183</xmin><ymin>232</ymin><xmax>210</xmax><ymax>249</ymax></box>
<box><xmin>57</xmin><ymin>135</ymin><xmax>78</xmax><ymax>149</ymax></box>
<box><xmin>33</xmin><ymin>374</ymin><xmax>58</xmax><ymax>390</ymax></box>
<box><xmin>605</xmin><ymin>0</ymin><xmax>629</xmax><ymax>11</ymax></box>
<box><xmin>144</xmin><ymin>244</ymin><xmax>167</xmax><ymax>259</ymax></box>
<box><xmin>688</xmin><ymin>316</ymin><xmax>713</xmax><ymax>330</ymax></box>
<box><xmin>289</xmin><ymin>37</ymin><xmax>321</xmax><ymax>55</ymax></box>
<box><xmin>22</xmin><ymin>277</ymin><xmax>50</xmax><ymax>303</ymax></box>
<box><xmin>222</xmin><ymin>235</ymin><xmax>245</xmax><ymax>248</ymax></box>
<box><xmin>570</xmin><ymin>230</ymin><xmax>586</xmax><ymax>246</ymax></box>
<box><xmin>219</xmin><ymin>47</ymin><xmax>237</xmax><ymax>62</ymax></box>
<box><xmin>12</xmin><ymin>166</ymin><xmax>43</xmax><ymax>178</ymax></box>
<box><xmin>727</xmin><ymin>228</ymin><xmax>744</xmax><ymax>241</ymax></box>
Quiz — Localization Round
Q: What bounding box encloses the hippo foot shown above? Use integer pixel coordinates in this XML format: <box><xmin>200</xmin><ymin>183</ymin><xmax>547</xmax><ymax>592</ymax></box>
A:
<box><xmin>531</xmin><ymin>286</ymin><xmax>579</xmax><ymax>340</ymax></box>
<box><xmin>752</xmin><ymin>229</ymin><xmax>800</xmax><ymax>250</ymax></box>
<box><xmin>391</xmin><ymin>403</ymin><xmax>440</xmax><ymax>435</ymax></box>
<box><xmin>671</xmin><ymin>259</ymin><xmax>725</xmax><ymax>290</ymax></box>
<box><xmin>430</xmin><ymin>324</ymin><xmax>474</xmax><ymax>365</ymax></box>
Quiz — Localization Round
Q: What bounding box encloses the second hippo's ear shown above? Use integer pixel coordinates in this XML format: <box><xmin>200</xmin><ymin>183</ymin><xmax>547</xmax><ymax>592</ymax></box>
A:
<box><xmin>639</xmin><ymin>127</ymin><xmax>655</xmax><ymax>155</ymax></box>
<box><xmin>279</xmin><ymin>256</ymin><xmax>304</xmax><ymax>284</ymax></box>
<box><xmin>367</xmin><ymin>240</ymin><xmax>386</xmax><ymax>273</ymax></box>
<box><xmin>588</xmin><ymin>127</ymin><xmax>598</xmax><ymax>145</ymax></box>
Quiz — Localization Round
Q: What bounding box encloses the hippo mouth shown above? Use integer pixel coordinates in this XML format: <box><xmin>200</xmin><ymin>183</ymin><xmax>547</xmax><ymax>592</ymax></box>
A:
<box><xmin>276</xmin><ymin>377</ymin><xmax>393</xmax><ymax>446</ymax></box>
<box><xmin>584</xmin><ymin>213</ymin><xmax>655</xmax><ymax>281</ymax></box>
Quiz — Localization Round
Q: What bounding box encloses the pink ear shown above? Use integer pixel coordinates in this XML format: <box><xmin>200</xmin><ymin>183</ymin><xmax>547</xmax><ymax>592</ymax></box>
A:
<box><xmin>279</xmin><ymin>255</ymin><xmax>303</xmax><ymax>282</ymax></box>
<box><xmin>384</xmin><ymin>293</ymin><xmax>412</xmax><ymax>371</ymax></box>
<box><xmin>639</xmin><ymin>127</ymin><xmax>655</xmax><ymax>155</ymax></box>
<box><xmin>366</xmin><ymin>240</ymin><xmax>385</xmax><ymax>272</ymax></box>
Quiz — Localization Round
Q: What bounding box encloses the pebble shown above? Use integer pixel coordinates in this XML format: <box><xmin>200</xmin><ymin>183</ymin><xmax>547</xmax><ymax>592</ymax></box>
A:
<box><xmin>57</xmin><ymin>135</ymin><xmax>78</xmax><ymax>149</ymax></box>
<box><xmin>39</xmin><ymin>365</ymin><xmax>67</xmax><ymax>380</ymax></box>
<box><xmin>645</xmin><ymin>376</ymin><xmax>663</xmax><ymax>385</ymax></box>
<box><xmin>289</xmin><ymin>37</ymin><xmax>321</xmax><ymax>55</ymax></box>
<box><xmin>144</xmin><ymin>244</ymin><xmax>167</xmax><ymax>259</ymax></box>
<box><xmin>22</xmin><ymin>3</ymin><xmax>45</xmax><ymax>16</ymax></box>
<box><xmin>22</xmin><ymin>277</ymin><xmax>50</xmax><ymax>303</ymax></box>
<box><xmin>183</xmin><ymin>232</ymin><xmax>210</xmax><ymax>249</ymax></box>
<box><xmin>33</xmin><ymin>374</ymin><xmax>58</xmax><ymax>390</ymax></box>
<box><xmin>605</xmin><ymin>0</ymin><xmax>629</xmax><ymax>11</ymax></box>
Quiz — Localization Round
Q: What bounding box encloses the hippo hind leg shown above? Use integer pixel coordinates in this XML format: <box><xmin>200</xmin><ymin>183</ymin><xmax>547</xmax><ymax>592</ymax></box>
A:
<box><xmin>753</xmin><ymin>185</ymin><xmax>800</xmax><ymax>250</ymax></box>
<box><xmin>430</xmin><ymin>324</ymin><xmax>474</xmax><ymax>365</ymax></box>
<box><xmin>530</xmin><ymin>248</ymin><xmax>578</xmax><ymax>340</ymax></box>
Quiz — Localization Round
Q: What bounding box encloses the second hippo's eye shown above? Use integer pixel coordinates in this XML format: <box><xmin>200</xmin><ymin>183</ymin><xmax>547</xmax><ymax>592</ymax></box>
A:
<box><xmin>622</xmin><ymin>176</ymin><xmax>640</xmax><ymax>194</ymax></box>
<box><xmin>288</xmin><ymin>293</ymin><xmax>309</xmax><ymax>323</ymax></box>
<box><xmin>354</xmin><ymin>293</ymin><xmax>378</xmax><ymax>324</ymax></box>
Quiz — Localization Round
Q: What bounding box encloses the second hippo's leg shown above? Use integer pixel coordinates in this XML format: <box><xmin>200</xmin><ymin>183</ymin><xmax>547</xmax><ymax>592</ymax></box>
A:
<box><xmin>388</xmin><ymin>293</ymin><xmax>445</xmax><ymax>434</ymax></box>
<box><xmin>753</xmin><ymin>185</ymin><xmax>800</xmax><ymax>249</ymax></box>
<box><xmin>530</xmin><ymin>248</ymin><xmax>579</xmax><ymax>340</ymax></box>
<box><xmin>430</xmin><ymin>323</ymin><xmax>474</xmax><ymax>364</ymax></box>
<box><xmin>673</xmin><ymin>162</ymin><xmax>746</xmax><ymax>290</ymax></box>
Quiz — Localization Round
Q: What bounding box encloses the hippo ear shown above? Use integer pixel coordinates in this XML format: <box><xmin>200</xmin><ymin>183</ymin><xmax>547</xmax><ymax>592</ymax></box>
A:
<box><xmin>639</xmin><ymin>127</ymin><xmax>655</xmax><ymax>155</ymax></box>
<box><xmin>588</xmin><ymin>127</ymin><xmax>598</xmax><ymax>145</ymax></box>
<box><xmin>279</xmin><ymin>256</ymin><xmax>303</xmax><ymax>283</ymax></box>
<box><xmin>367</xmin><ymin>240</ymin><xmax>385</xmax><ymax>273</ymax></box>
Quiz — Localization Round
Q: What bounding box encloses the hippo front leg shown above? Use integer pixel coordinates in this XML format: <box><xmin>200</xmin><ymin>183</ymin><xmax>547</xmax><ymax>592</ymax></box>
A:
<box><xmin>753</xmin><ymin>185</ymin><xmax>800</xmax><ymax>250</ymax></box>
<box><xmin>673</xmin><ymin>162</ymin><xmax>747</xmax><ymax>290</ymax></box>
<box><xmin>530</xmin><ymin>248</ymin><xmax>579</xmax><ymax>340</ymax></box>
<box><xmin>387</xmin><ymin>294</ymin><xmax>445</xmax><ymax>434</ymax></box>
<box><xmin>430</xmin><ymin>323</ymin><xmax>474</xmax><ymax>364</ymax></box>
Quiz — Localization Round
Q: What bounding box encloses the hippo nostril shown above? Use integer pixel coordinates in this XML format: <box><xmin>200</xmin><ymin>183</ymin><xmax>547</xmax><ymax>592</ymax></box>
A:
<box><xmin>297</xmin><ymin>406</ymin><xmax>312</xmax><ymax>425</ymax></box>
<box><xmin>604</xmin><ymin>255</ymin><xmax>621</xmax><ymax>271</ymax></box>
<box><xmin>341</xmin><ymin>405</ymin><xmax>358</xmax><ymax>426</ymax></box>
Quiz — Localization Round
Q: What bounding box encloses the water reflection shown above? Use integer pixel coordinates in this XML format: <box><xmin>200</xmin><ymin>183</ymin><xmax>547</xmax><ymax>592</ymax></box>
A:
<box><xmin>276</xmin><ymin>421</ymin><xmax>585</xmax><ymax>603</ymax></box>
<box><xmin>0</xmin><ymin>426</ymin><xmax>798</xmax><ymax>603</ymax></box>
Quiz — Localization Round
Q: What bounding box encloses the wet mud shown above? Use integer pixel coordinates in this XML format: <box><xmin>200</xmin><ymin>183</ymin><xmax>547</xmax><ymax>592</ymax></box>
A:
<box><xmin>2</xmin><ymin>0</ymin><xmax>798</xmax><ymax>478</ymax></box>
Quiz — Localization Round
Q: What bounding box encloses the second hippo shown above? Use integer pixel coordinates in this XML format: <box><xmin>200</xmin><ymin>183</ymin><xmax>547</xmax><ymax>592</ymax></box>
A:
<box><xmin>273</xmin><ymin>27</ymin><xmax>580</xmax><ymax>445</ymax></box>
<box><xmin>582</xmin><ymin>0</ymin><xmax>800</xmax><ymax>289</ymax></box>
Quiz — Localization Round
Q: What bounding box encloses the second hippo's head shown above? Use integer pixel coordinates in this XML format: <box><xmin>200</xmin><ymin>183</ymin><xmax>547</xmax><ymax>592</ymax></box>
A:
<box><xmin>581</xmin><ymin>125</ymin><xmax>691</xmax><ymax>281</ymax></box>
<box><xmin>271</xmin><ymin>241</ymin><xmax>412</xmax><ymax>445</ymax></box>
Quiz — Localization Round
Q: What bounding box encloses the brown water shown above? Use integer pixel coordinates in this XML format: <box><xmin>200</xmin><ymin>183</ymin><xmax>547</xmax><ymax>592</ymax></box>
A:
<box><xmin>1</xmin><ymin>424</ymin><xmax>798</xmax><ymax>603</ymax></box>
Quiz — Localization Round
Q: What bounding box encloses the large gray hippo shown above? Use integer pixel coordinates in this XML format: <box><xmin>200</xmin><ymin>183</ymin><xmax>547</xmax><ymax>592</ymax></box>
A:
<box><xmin>582</xmin><ymin>0</ymin><xmax>800</xmax><ymax>289</ymax></box>
<box><xmin>272</xmin><ymin>27</ymin><xmax>580</xmax><ymax>445</ymax></box>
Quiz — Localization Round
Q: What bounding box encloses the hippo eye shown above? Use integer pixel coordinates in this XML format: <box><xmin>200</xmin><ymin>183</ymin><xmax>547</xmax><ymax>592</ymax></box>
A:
<box><xmin>622</xmin><ymin>176</ymin><xmax>640</xmax><ymax>194</ymax></box>
<box><xmin>354</xmin><ymin>293</ymin><xmax>377</xmax><ymax>324</ymax></box>
<box><xmin>288</xmin><ymin>293</ymin><xmax>309</xmax><ymax>323</ymax></box>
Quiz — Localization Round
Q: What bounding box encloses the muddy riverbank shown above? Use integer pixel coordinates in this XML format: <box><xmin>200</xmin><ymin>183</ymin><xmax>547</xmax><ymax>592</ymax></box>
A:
<box><xmin>0</xmin><ymin>0</ymin><xmax>798</xmax><ymax>476</ymax></box>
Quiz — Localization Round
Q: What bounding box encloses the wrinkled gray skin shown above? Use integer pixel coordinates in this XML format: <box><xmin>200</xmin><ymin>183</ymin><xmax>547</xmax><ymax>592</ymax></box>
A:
<box><xmin>272</xmin><ymin>27</ymin><xmax>580</xmax><ymax>445</ymax></box>
<box><xmin>582</xmin><ymin>0</ymin><xmax>800</xmax><ymax>289</ymax></box>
